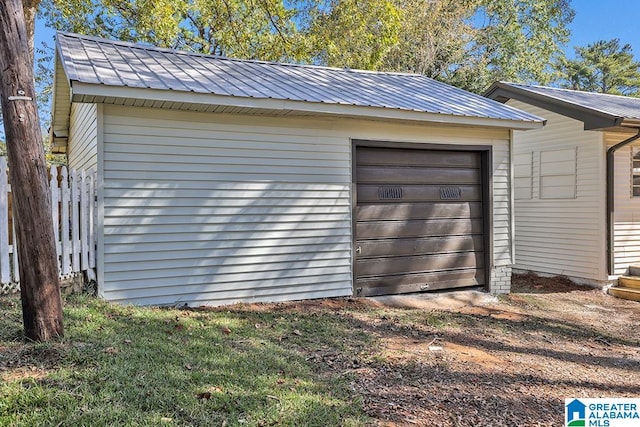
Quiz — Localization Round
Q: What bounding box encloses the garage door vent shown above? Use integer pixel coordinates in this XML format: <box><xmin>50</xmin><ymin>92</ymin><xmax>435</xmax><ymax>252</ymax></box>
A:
<box><xmin>440</xmin><ymin>186</ymin><xmax>462</xmax><ymax>200</ymax></box>
<box><xmin>378</xmin><ymin>186</ymin><xmax>403</xmax><ymax>200</ymax></box>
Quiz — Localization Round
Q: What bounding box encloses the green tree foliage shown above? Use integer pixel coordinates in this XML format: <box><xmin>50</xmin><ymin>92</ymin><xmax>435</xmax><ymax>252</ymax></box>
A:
<box><xmin>380</xmin><ymin>0</ymin><xmax>477</xmax><ymax>79</ymax></box>
<box><xmin>304</xmin><ymin>0</ymin><xmax>574</xmax><ymax>93</ymax></box>
<box><xmin>307</xmin><ymin>0</ymin><xmax>401</xmax><ymax>70</ymax></box>
<box><xmin>560</xmin><ymin>39</ymin><xmax>640</xmax><ymax>95</ymax></box>
<box><xmin>41</xmin><ymin>0</ymin><xmax>311</xmax><ymax>62</ymax></box>
<box><xmin>40</xmin><ymin>0</ymin><xmax>574</xmax><ymax>94</ymax></box>
<box><xmin>439</xmin><ymin>0</ymin><xmax>574</xmax><ymax>92</ymax></box>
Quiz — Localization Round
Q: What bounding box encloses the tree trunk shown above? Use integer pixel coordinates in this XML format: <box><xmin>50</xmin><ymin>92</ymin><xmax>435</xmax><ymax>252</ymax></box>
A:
<box><xmin>22</xmin><ymin>0</ymin><xmax>38</xmax><ymax>63</ymax></box>
<box><xmin>0</xmin><ymin>0</ymin><xmax>63</xmax><ymax>341</ymax></box>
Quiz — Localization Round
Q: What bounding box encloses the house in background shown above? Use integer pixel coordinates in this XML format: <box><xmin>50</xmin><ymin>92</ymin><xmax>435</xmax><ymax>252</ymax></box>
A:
<box><xmin>486</xmin><ymin>82</ymin><xmax>640</xmax><ymax>296</ymax></box>
<box><xmin>51</xmin><ymin>32</ymin><xmax>543</xmax><ymax>306</ymax></box>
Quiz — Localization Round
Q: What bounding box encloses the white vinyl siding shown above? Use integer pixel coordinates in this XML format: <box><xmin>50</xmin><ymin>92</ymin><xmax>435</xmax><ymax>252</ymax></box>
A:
<box><xmin>67</xmin><ymin>103</ymin><xmax>98</xmax><ymax>171</ymax></box>
<box><xmin>539</xmin><ymin>148</ymin><xmax>577</xmax><ymax>199</ymax></box>
<box><xmin>507</xmin><ymin>100</ymin><xmax>607</xmax><ymax>282</ymax></box>
<box><xmin>514</xmin><ymin>152</ymin><xmax>533</xmax><ymax>199</ymax></box>
<box><xmin>101</xmin><ymin>107</ymin><xmax>352</xmax><ymax>305</ymax></box>
<box><xmin>607</xmin><ymin>132</ymin><xmax>640</xmax><ymax>275</ymax></box>
<box><xmin>99</xmin><ymin>105</ymin><xmax>512</xmax><ymax>305</ymax></box>
<box><xmin>489</xmin><ymin>138</ymin><xmax>513</xmax><ymax>266</ymax></box>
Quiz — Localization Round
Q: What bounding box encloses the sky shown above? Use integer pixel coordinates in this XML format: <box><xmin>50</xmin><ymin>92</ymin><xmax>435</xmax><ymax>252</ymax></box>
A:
<box><xmin>566</xmin><ymin>0</ymin><xmax>640</xmax><ymax>56</ymax></box>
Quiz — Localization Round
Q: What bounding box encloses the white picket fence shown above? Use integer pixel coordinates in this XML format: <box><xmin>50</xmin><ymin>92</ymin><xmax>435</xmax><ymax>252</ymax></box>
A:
<box><xmin>0</xmin><ymin>157</ymin><xmax>96</xmax><ymax>294</ymax></box>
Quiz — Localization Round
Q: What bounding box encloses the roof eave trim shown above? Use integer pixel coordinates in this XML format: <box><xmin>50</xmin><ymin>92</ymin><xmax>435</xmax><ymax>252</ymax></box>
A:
<box><xmin>70</xmin><ymin>82</ymin><xmax>543</xmax><ymax>130</ymax></box>
<box><xmin>486</xmin><ymin>83</ymin><xmax>620</xmax><ymax>131</ymax></box>
<box><xmin>50</xmin><ymin>51</ymin><xmax>73</xmax><ymax>150</ymax></box>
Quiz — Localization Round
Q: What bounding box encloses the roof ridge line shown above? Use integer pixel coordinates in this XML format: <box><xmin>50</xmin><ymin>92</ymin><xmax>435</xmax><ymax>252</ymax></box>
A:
<box><xmin>55</xmin><ymin>31</ymin><xmax>422</xmax><ymax>77</ymax></box>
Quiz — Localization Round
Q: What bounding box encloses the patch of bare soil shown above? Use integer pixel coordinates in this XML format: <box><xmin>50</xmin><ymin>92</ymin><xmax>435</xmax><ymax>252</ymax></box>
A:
<box><xmin>358</xmin><ymin>275</ymin><xmax>639</xmax><ymax>426</ymax></box>
<box><xmin>1</xmin><ymin>366</ymin><xmax>49</xmax><ymax>382</ymax></box>
<box><xmin>200</xmin><ymin>296</ymin><xmax>378</xmax><ymax>314</ymax></box>
<box><xmin>253</xmin><ymin>273</ymin><xmax>640</xmax><ymax>426</ymax></box>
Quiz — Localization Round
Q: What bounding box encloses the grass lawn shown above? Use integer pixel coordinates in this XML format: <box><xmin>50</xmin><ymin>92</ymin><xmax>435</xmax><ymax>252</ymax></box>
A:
<box><xmin>0</xmin><ymin>294</ymin><xmax>371</xmax><ymax>426</ymax></box>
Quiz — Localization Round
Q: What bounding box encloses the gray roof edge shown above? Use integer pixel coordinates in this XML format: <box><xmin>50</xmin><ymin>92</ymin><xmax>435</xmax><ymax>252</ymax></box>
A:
<box><xmin>54</xmin><ymin>33</ymin><xmax>75</xmax><ymax>82</ymax></box>
<box><xmin>481</xmin><ymin>83</ymin><xmax>546</xmax><ymax>123</ymax></box>
<box><xmin>79</xmin><ymin>80</ymin><xmax>540</xmax><ymax>121</ymax></box>
<box><xmin>484</xmin><ymin>81</ymin><xmax>622</xmax><ymax>130</ymax></box>
<box><xmin>70</xmin><ymin>81</ymin><xmax>544</xmax><ymax>130</ymax></box>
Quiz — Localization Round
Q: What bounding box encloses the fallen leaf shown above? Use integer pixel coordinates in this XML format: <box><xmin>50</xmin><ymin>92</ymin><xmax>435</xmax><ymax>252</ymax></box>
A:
<box><xmin>222</xmin><ymin>327</ymin><xmax>232</xmax><ymax>335</ymax></box>
<box><xmin>185</xmin><ymin>364</ymin><xmax>192</xmax><ymax>370</ymax></box>
<box><xmin>293</xmin><ymin>329</ymin><xmax>302</xmax><ymax>336</ymax></box>
<box><xmin>196</xmin><ymin>392</ymin><xmax>212</xmax><ymax>400</ymax></box>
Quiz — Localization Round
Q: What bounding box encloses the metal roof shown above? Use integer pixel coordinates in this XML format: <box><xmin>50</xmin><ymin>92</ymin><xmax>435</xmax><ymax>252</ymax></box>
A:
<box><xmin>55</xmin><ymin>32</ymin><xmax>542</xmax><ymax>127</ymax></box>
<box><xmin>485</xmin><ymin>82</ymin><xmax>640</xmax><ymax>130</ymax></box>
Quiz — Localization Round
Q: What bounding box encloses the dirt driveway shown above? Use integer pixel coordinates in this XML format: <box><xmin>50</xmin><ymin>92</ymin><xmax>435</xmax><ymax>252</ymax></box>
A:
<box><xmin>317</xmin><ymin>273</ymin><xmax>640</xmax><ymax>426</ymax></box>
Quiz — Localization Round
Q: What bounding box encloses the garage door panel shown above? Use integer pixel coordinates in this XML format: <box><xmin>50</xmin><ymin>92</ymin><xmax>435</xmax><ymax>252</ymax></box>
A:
<box><xmin>356</xmin><ymin>166</ymin><xmax>480</xmax><ymax>185</ymax></box>
<box><xmin>355</xmin><ymin>202</ymin><xmax>482</xmax><ymax>221</ymax></box>
<box><xmin>354</xmin><ymin>146</ymin><xmax>486</xmax><ymax>296</ymax></box>
<box><xmin>356</xmin><ymin>252</ymin><xmax>484</xmax><ymax>277</ymax></box>
<box><xmin>357</xmin><ymin>147</ymin><xmax>480</xmax><ymax>168</ymax></box>
<box><xmin>357</xmin><ymin>184</ymin><xmax>481</xmax><ymax>203</ymax></box>
<box><xmin>356</xmin><ymin>219</ymin><xmax>483</xmax><ymax>239</ymax></box>
<box><xmin>356</xmin><ymin>235</ymin><xmax>484</xmax><ymax>258</ymax></box>
<box><xmin>355</xmin><ymin>269</ymin><xmax>485</xmax><ymax>297</ymax></box>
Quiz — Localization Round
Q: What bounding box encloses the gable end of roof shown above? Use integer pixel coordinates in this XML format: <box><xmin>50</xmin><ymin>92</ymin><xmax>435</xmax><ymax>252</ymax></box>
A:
<box><xmin>484</xmin><ymin>82</ymin><xmax>640</xmax><ymax>131</ymax></box>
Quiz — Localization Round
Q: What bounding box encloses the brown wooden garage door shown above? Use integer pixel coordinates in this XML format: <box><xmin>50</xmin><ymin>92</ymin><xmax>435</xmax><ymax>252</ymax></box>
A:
<box><xmin>354</xmin><ymin>146</ymin><xmax>486</xmax><ymax>297</ymax></box>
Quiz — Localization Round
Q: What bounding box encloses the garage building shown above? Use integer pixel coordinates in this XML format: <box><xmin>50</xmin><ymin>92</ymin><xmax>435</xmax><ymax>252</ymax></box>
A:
<box><xmin>51</xmin><ymin>32</ymin><xmax>542</xmax><ymax>305</ymax></box>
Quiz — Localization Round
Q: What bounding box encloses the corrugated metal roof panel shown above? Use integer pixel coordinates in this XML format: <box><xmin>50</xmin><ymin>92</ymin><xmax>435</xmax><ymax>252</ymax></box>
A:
<box><xmin>56</xmin><ymin>32</ymin><xmax>542</xmax><ymax>124</ymax></box>
<box><xmin>495</xmin><ymin>82</ymin><xmax>640</xmax><ymax>121</ymax></box>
